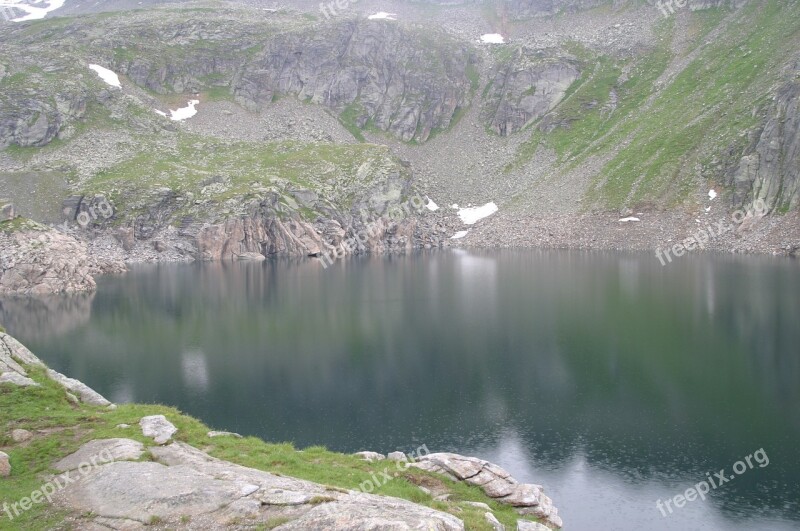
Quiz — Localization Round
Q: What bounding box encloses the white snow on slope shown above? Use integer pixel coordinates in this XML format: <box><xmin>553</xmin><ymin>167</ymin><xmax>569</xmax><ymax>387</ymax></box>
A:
<box><xmin>458</xmin><ymin>202</ymin><xmax>498</xmax><ymax>225</ymax></box>
<box><xmin>0</xmin><ymin>0</ymin><xmax>65</xmax><ymax>21</ymax></box>
<box><xmin>368</xmin><ymin>12</ymin><xmax>397</xmax><ymax>20</ymax></box>
<box><xmin>88</xmin><ymin>64</ymin><xmax>121</xmax><ymax>88</ymax></box>
<box><xmin>618</xmin><ymin>217</ymin><xmax>640</xmax><ymax>222</ymax></box>
<box><xmin>169</xmin><ymin>100</ymin><xmax>200</xmax><ymax>121</ymax></box>
<box><xmin>480</xmin><ymin>34</ymin><xmax>505</xmax><ymax>44</ymax></box>
<box><xmin>451</xmin><ymin>230</ymin><xmax>469</xmax><ymax>239</ymax></box>
<box><xmin>425</xmin><ymin>197</ymin><xmax>439</xmax><ymax>211</ymax></box>
<box><xmin>708</xmin><ymin>189</ymin><xmax>717</xmax><ymax>200</ymax></box>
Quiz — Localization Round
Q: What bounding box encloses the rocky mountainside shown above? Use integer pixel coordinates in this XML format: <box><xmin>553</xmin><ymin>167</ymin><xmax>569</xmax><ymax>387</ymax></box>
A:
<box><xmin>0</xmin><ymin>0</ymin><xmax>798</xmax><ymax>290</ymax></box>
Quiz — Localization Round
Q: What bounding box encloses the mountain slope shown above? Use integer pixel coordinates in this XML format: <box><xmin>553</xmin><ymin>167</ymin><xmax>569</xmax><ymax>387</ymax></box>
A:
<box><xmin>0</xmin><ymin>0</ymin><xmax>797</xmax><ymax>261</ymax></box>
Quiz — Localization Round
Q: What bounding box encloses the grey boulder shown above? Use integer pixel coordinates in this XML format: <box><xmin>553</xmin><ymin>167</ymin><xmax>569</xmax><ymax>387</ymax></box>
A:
<box><xmin>139</xmin><ymin>415</ymin><xmax>178</xmax><ymax>445</ymax></box>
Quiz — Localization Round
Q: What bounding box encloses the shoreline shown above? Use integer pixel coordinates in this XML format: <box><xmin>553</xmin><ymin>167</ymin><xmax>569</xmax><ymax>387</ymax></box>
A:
<box><xmin>0</xmin><ymin>331</ymin><xmax>562</xmax><ymax>529</ymax></box>
<box><xmin>82</xmin><ymin>208</ymin><xmax>800</xmax><ymax>268</ymax></box>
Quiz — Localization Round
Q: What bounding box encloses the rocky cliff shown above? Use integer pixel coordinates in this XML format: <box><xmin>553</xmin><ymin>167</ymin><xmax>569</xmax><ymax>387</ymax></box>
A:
<box><xmin>0</xmin><ymin>219</ymin><xmax>97</xmax><ymax>296</ymax></box>
<box><xmin>483</xmin><ymin>50</ymin><xmax>580</xmax><ymax>136</ymax></box>
<box><xmin>727</xmin><ymin>58</ymin><xmax>800</xmax><ymax>212</ymax></box>
<box><xmin>0</xmin><ymin>74</ymin><xmax>89</xmax><ymax>148</ymax></box>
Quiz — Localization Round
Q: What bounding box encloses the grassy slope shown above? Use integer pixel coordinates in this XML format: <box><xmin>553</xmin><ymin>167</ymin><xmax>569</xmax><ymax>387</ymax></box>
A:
<box><xmin>594</xmin><ymin>0</ymin><xmax>798</xmax><ymax>208</ymax></box>
<box><xmin>0</xmin><ymin>368</ymin><xmax>545</xmax><ymax>530</ymax></box>
<box><xmin>80</xmin><ymin>132</ymin><xmax>406</xmax><ymax>223</ymax></box>
<box><xmin>508</xmin><ymin>0</ymin><xmax>799</xmax><ymax>210</ymax></box>
<box><xmin>506</xmin><ymin>27</ymin><xmax>674</xmax><ymax>173</ymax></box>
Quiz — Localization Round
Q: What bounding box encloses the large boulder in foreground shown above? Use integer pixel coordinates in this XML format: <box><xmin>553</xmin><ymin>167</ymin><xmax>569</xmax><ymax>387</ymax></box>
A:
<box><xmin>54</xmin><ymin>438</ymin><xmax>464</xmax><ymax>530</ymax></box>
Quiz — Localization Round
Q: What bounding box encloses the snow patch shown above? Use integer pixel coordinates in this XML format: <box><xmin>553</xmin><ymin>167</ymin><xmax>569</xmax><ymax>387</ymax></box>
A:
<box><xmin>88</xmin><ymin>64</ymin><xmax>121</xmax><ymax>88</ymax></box>
<box><xmin>451</xmin><ymin>230</ymin><xmax>469</xmax><ymax>240</ymax></box>
<box><xmin>169</xmin><ymin>100</ymin><xmax>200</xmax><ymax>121</ymax></box>
<box><xmin>451</xmin><ymin>204</ymin><xmax>459</xmax><ymax>209</ymax></box>
<box><xmin>368</xmin><ymin>12</ymin><xmax>397</xmax><ymax>20</ymax></box>
<box><xmin>618</xmin><ymin>217</ymin><xmax>641</xmax><ymax>222</ymax></box>
<box><xmin>458</xmin><ymin>202</ymin><xmax>498</xmax><ymax>225</ymax></box>
<box><xmin>0</xmin><ymin>0</ymin><xmax>65</xmax><ymax>21</ymax></box>
<box><xmin>425</xmin><ymin>197</ymin><xmax>439</xmax><ymax>211</ymax></box>
<box><xmin>480</xmin><ymin>34</ymin><xmax>505</xmax><ymax>44</ymax></box>
<box><xmin>708</xmin><ymin>189</ymin><xmax>717</xmax><ymax>200</ymax></box>
<box><xmin>154</xmin><ymin>109</ymin><xmax>167</xmax><ymax>117</ymax></box>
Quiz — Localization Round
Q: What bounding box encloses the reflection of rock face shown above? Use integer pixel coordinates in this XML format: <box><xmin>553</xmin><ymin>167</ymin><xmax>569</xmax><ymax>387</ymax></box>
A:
<box><xmin>0</xmin><ymin>292</ymin><xmax>94</xmax><ymax>338</ymax></box>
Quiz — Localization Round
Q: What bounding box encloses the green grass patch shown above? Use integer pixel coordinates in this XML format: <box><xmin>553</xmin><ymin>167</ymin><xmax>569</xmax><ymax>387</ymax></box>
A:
<box><xmin>0</xmin><ymin>364</ymin><xmax>547</xmax><ymax>530</ymax></box>
<box><xmin>592</xmin><ymin>0</ymin><xmax>799</xmax><ymax>208</ymax></box>
<box><xmin>0</xmin><ymin>217</ymin><xmax>49</xmax><ymax>234</ymax></box>
<box><xmin>338</xmin><ymin>102</ymin><xmax>367</xmax><ymax>142</ymax></box>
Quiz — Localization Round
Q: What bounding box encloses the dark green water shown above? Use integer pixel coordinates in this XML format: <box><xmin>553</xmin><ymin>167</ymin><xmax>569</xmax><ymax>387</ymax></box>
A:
<box><xmin>2</xmin><ymin>250</ymin><xmax>799</xmax><ymax>530</ymax></box>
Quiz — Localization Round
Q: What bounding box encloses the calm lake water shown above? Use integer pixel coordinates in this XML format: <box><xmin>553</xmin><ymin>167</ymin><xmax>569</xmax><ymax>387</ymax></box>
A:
<box><xmin>2</xmin><ymin>250</ymin><xmax>799</xmax><ymax>530</ymax></box>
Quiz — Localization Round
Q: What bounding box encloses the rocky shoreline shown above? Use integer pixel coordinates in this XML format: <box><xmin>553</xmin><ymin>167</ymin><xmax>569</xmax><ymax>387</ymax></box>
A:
<box><xmin>0</xmin><ymin>331</ymin><xmax>561</xmax><ymax>530</ymax></box>
<box><xmin>2</xmin><ymin>199</ymin><xmax>799</xmax><ymax>296</ymax></box>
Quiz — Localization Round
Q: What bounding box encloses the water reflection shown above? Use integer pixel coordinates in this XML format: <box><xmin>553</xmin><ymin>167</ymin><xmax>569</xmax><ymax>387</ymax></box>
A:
<box><xmin>1</xmin><ymin>250</ymin><xmax>798</xmax><ymax>531</ymax></box>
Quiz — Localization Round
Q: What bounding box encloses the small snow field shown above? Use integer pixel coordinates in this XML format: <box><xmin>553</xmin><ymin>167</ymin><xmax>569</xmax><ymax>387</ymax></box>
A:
<box><xmin>0</xmin><ymin>0</ymin><xmax>64</xmax><ymax>21</ymax></box>
<box><xmin>458</xmin><ymin>202</ymin><xmax>498</xmax><ymax>225</ymax></box>
<box><xmin>88</xmin><ymin>64</ymin><xmax>122</xmax><ymax>88</ymax></box>
<box><xmin>169</xmin><ymin>100</ymin><xmax>200</xmax><ymax>121</ymax></box>
<box><xmin>451</xmin><ymin>231</ymin><xmax>469</xmax><ymax>240</ymax></box>
<box><xmin>368</xmin><ymin>12</ymin><xmax>397</xmax><ymax>20</ymax></box>
<box><xmin>480</xmin><ymin>34</ymin><xmax>505</xmax><ymax>44</ymax></box>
